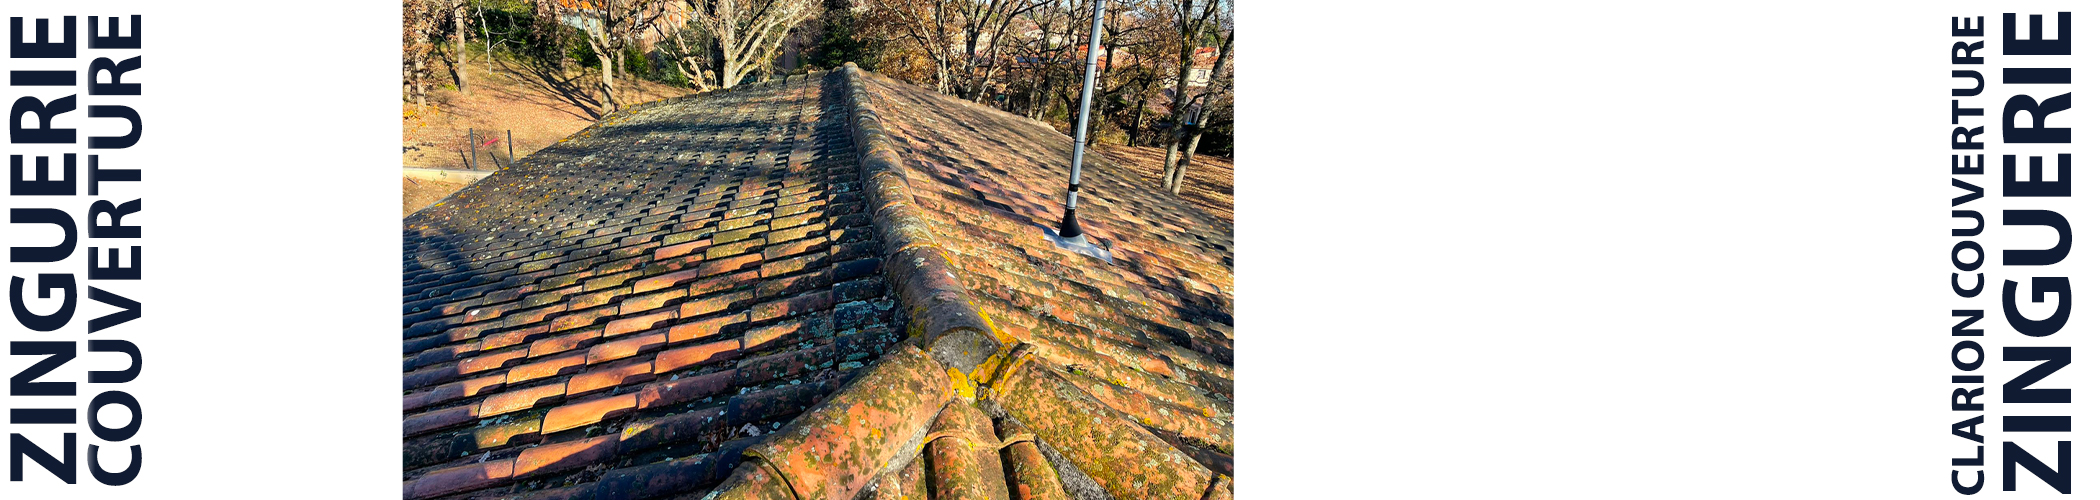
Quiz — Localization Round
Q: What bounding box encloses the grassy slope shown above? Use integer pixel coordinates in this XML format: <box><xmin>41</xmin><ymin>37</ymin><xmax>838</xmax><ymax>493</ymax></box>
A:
<box><xmin>403</xmin><ymin>50</ymin><xmax>691</xmax><ymax>169</ymax></box>
<box><xmin>1094</xmin><ymin>144</ymin><xmax>1234</xmax><ymax>224</ymax></box>
<box><xmin>404</xmin><ymin>177</ymin><xmax>476</xmax><ymax>217</ymax></box>
<box><xmin>399</xmin><ymin>52</ymin><xmax>1236</xmax><ymax>225</ymax></box>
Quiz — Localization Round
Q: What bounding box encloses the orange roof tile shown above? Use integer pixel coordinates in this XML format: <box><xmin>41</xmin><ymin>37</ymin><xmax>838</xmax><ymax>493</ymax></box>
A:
<box><xmin>402</xmin><ymin>65</ymin><xmax>1232</xmax><ymax>499</ymax></box>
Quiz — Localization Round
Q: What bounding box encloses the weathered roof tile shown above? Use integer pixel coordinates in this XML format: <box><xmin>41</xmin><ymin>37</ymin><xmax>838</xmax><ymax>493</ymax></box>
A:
<box><xmin>403</xmin><ymin>66</ymin><xmax>1230</xmax><ymax>499</ymax></box>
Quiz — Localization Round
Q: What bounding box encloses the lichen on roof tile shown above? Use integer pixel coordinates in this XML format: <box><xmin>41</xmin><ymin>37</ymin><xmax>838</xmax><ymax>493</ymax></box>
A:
<box><xmin>404</xmin><ymin>66</ymin><xmax>1231</xmax><ymax>500</ymax></box>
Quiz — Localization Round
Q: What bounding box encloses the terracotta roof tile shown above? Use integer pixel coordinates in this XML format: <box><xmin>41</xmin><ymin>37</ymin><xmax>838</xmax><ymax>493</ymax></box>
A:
<box><xmin>565</xmin><ymin>358</ymin><xmax>655</xmax><ymax>396</ymax></box>
<box><xmin>403</xmin><ymin>66</ymin><xmax>1231</xmax><ymax>499</ymax></box>
<box><xmin>828</xmin><ymin>64</ymin><xmax>1233</xmax><ymax>498</ymax></box>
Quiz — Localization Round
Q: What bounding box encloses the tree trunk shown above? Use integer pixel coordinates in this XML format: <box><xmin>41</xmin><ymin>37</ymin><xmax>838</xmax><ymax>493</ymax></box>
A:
<box><xmin>453</xmin><ymin>1</ymin><xmax>470</xmax><ymax>95</ymax></box>
<box><xmin>718</xmin><ymin>17</ymin><xmax>745</xmax><ymax>90</ymax></box>
<box><xmin>1169</xmin><ymin>138</ymin><xmax>1199</xmax><ymax>194</ymax></box>
<box><xmin>1026</xmin><ymin>78</ymin><xmax>1043</xmax><ymax>120</ymax></box>
<box><xmin>1085</xmin><ymin>97</ymin><xmax>1104</xmax><ymax>145</ymax></box>
<box><xmin>1159</xmin><ymin>0</ymin><xmax>1209</xmax><ymax>189</ymax></box>
<box><xmin>1165</xmin><ymin>31</ymin><xmax>1230</xmax><ymax>193</ymax></box>
<box><xmin>482</xmin><ymin>6</ymin><xmax>492</xmax><ymax>74</ymax></box>
<box><xmin>1168</xmin><ymin>104</ymin><xmax>1215</xmax><ymax>194</ymax></box>
<box><xmin>1098</xmin><ymin>15</ymin><xmax>1122</xmax><ymax>144</ymax></box>
<box><xmin>965</xmin><ymin>6</ymin><xmax>1022</xmax><ymax>103</ymax></box>
<box><xmin>1123</xmin><ymin>69</ymin><xmax>1155</xmax><ymax>146</ymax></box>
<box><xmin>1159</xmin><ymin>76</ymin><xmax>1196</xmax><ymax>187</ymax></box>
<box><xmin>933</xmin><ymin>60</ymin><xmax>951</xmax><ymax>95</ymax></box>
<box><xmin>595</xmin><ymin>44</ymin><xmax>620</xmax><ymax>111</ymax></box>
<box><xmin>668</xmin><ymin>29</ymin><xmax>715</xmax><ymax>90</ymax></box>
<box><xmin>412</xmin><ymin>56</ymin><xmax>429</xmax><ymax>106</ymax></box>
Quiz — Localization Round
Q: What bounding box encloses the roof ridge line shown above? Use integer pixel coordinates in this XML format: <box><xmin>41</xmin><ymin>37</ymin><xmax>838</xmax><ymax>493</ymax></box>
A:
<box><xmin>697</xmin><ymin>64</ymin><xmax>1230</xmax><ymax>500</ymax></box>
<box><xmin>703</xmin><ymin>340</ymin><xmax>949</xmax><ymax>500</ymax></box>
<box><xmin>840</xmin><ymin>63</ymin><xmax>1008</xmax><ymax>370</ymax></box>
<box><xmin>690</xmin><ymin>64</ymin><xmax>981</xmax><ymax>500</ymax></box>
<box><xmin>836</xmin><ymin>64</ymin><xmax>1232</xmax><ymax>500</ymax></box>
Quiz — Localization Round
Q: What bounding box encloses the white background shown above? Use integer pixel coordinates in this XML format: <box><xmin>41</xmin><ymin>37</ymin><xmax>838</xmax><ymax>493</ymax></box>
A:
<box><xmin>1243</xmin><ymin>1</ymin><xmax>2030</xmax><ymax>498</ymax></box>
<box><xmin>1</xmin><ymin>1</ymin><xmax>397</xmax><ymax>498</ymax></box>
<box><xmin>0</xmin><ymin>0</ymin><xmax>2067</xmax><ymax>498</ymax></box>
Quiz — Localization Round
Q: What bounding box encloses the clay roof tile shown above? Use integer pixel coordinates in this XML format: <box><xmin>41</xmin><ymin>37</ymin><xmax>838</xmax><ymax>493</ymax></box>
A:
<box><xmin>402</xmin><ymin>65</ymin><xmax>1232</xmax><ymax>499</ymax></box>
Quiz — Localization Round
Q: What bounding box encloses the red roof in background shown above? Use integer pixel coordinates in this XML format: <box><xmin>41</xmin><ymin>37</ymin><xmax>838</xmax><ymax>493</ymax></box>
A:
<box><xmin>1193</xmin><ymin>46</ymin><xmax>1220</xmax><ymax>66</ymax></box>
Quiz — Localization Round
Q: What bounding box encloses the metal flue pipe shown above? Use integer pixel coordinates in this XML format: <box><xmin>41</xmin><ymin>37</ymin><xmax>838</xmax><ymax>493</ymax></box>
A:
<box><xmin>1058</xmin><ymin>0</ymin><xmax>1109</xmax><ymax>239</ymax></box>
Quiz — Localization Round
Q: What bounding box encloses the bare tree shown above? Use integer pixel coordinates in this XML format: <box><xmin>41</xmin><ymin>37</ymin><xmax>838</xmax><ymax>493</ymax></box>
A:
<box><xmin>1112</xmin><ymin>0</ymin><xmax>1168</xmax><ymax>145</ymax></box>
<box><xmin>1002</xmin><ymin>0</ymin><xmax>1085</xmax><ymax>124</ymax></box>
<box><xmin>871</xmin><ymin>0</ymin><xmax>959</xmax><ymax>93</ymax></box>
<box><xmin>655</xmin><ymin>15</ymin><xmax>720</xmax><ymax>90</ymax></box>
<box><xmin>960</xmin><ymin>0</ymin><xmax>1050</xmax><ymax>101</ymax></box>
<box><xmin>1082</xmin><ymin>0</ymin><xmax>1161</xmax><ymax>145</ymax></box>
<box><xmin>1158</xmin><ymin>0</ymin><xmax>1219</xmax><ymax>189</ymax></box>
<box><xmin>405</xmin><ymin>0</ymin><xmax>444</xmax><ymax>106</ymax></box>
<box><xmin>1162</xmin><ymin>27</ymin><xmax>1228</xmax><ymax>193</ymax></box>
<box><xmin>450</xmin><ymin>0</ymin><xmax>472</xmax><ymax>95</ymax></box>
<box><xmin>558</xmin><ymin>0</ymin><xmax>667</xmax><ymax>111</ymax></box>
<box><xmin>850</xmin><ymin>0</ymin><xmax>1198</xmax><ymax>150</ymax></box>
<box><xmin>686</xmin><ymin>0</ymin><xmax>821</xmax><ymax>90</ymax></box>
<box><xmin>479</xmin><ymin>2</ymin><xmax>499</xmax><ymax>74</ymax></box>
<box><xmin>874</xmin><ymin>0</ymin><xmax>1047</xmax><ymax>98</ymax></box>
<box><xmin>1029</xmin><ymin>1</ymin><xmax>1086</xmax><ymax>121</ymax></box>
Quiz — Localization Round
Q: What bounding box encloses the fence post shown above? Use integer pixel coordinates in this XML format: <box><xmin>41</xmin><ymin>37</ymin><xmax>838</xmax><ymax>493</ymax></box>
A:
<box><xmin>507</xmin><ymin>130</ymin><xmax>515</xmax><ymax>167</ymax></box>
<box><xmin>468</xmin><ymin>128</ymin><xmax>478</xmax><ymax>171</ymax></box>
